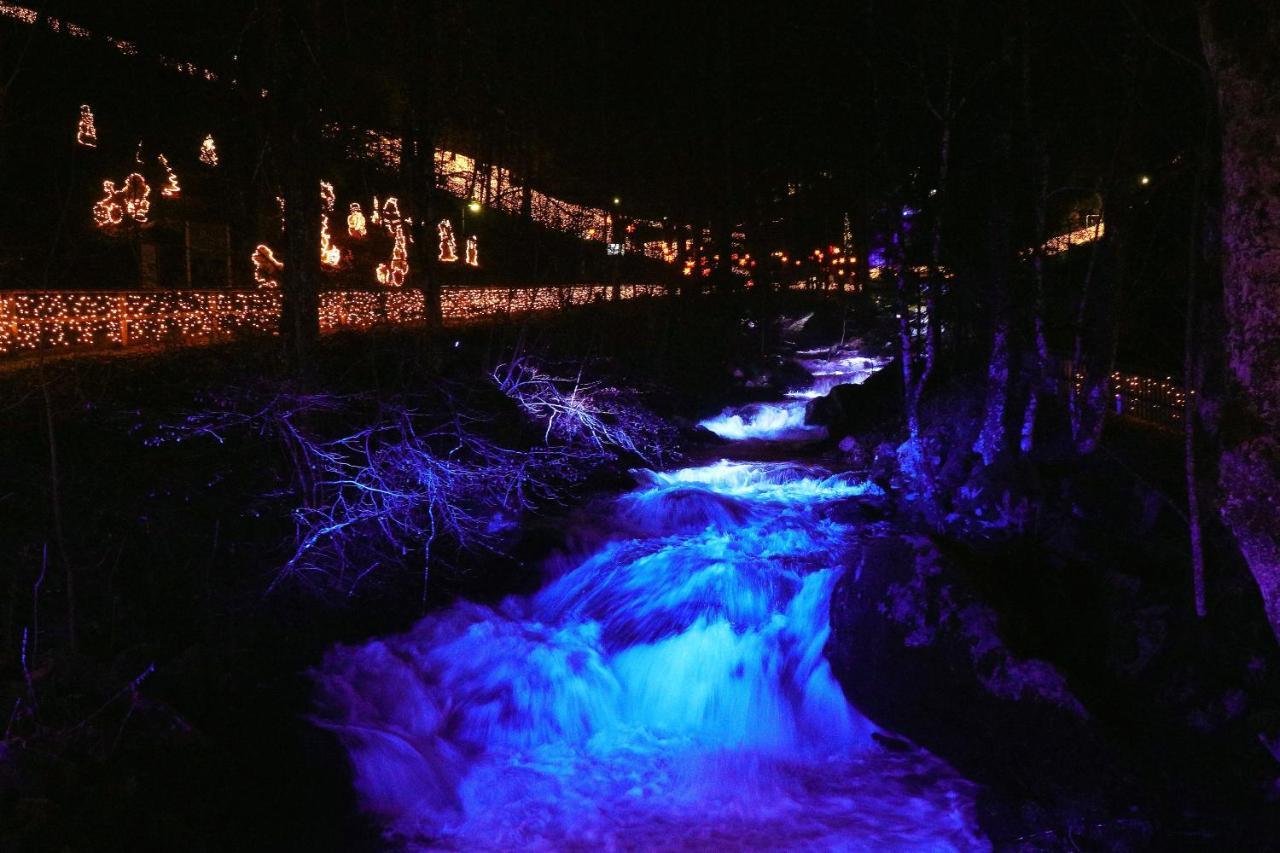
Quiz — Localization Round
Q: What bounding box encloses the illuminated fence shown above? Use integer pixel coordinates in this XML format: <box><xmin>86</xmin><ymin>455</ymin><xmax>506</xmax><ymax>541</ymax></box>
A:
<box><xmin>1065</xmin><ymin>364</ymin><xmax>1186</xmax><ymax>431</ymax></box>
<box><xmin>0</xmin><ymin>284</ymin><xmax>666</xmax><ymax>359</ymax></box>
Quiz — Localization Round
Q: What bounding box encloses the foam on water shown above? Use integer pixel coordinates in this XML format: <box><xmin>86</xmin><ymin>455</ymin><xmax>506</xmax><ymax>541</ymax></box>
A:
<box><xmin>314</xmin><ymin>348</ymin><xmax>985</xmax><ymax>849</ymax></box>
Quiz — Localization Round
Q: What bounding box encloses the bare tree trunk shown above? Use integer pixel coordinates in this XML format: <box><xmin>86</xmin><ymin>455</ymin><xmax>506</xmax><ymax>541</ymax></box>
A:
<box><xmin>39</xmin><ymin>365</ymin><xmax>74</xmax><ymax>653</ymax></box>
<box><xmin>398</xmin><ymin>0</ymin><xmax>442</xmax><ymax>328</ymax></box>
<box><xmin>268</xmin><ymin>0</ymin><xmax>322</xmax><ymax>372</ymax></box>
<box><xmin>1185</xmin><ymin>148</ymin><xmax>1207</xmax><ymax>619</ymax></box>
<box><xmin>1200</xmin><ymin>0</ymin><xmax>1280</xmax><ymax>641</ymax></box>
<box><xmin>1019</xmin><ymin>2</ymin><xmax>1050</xmax><ymax>454</ymax></box>
<box><xmin>974</xmin><ymin>129</ymin><xmax>1014</xmax><ymax>467</ymax></box>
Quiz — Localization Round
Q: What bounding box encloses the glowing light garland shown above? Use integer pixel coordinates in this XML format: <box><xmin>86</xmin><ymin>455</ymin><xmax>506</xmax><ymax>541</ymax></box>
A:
<box><xmin>76</xmin><ymin>104</ymin><xmax>97</xmax><ymax>147</ymax></box>
<box><xmin>200</xmin><ymin>134</ymin><xmax>218</xmax><ymax>166</ymax></box>
<box><xmin>465</xmin><ymin>235</ymin><xmax>479</xmax><ymax>267</ymax></box>
<box><xmin>437</xmin><ymin>219</ymin><xmax>457</xmax><ymax>263</ymax></box>
<box><xmin>0</xmin><ymin>284</ymin><xmax>669</xmax><ymax>356</ymax></box>
<box><xmin>252</xmin><ymin>244</ymin><xmax>283</xmax><ymax>288</ymax></box>
<box><xmin>158</xmin><ymin>154</ymin><xmax>181</xmax><ymax>198</ymax></box>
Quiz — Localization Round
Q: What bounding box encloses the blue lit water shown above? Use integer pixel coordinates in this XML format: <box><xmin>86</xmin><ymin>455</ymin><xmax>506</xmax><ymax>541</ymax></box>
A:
<box><xmin>315</xmin><ymin>346</ymin><xmax>986</xmax><ymax>850</ymax></box>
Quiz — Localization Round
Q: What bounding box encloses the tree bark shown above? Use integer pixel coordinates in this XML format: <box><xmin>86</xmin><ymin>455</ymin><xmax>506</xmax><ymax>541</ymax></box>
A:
<box><xmin>1200</xmin><ymin>0</ymin><xmax>1280</xmax><ymax>641</ymax></box>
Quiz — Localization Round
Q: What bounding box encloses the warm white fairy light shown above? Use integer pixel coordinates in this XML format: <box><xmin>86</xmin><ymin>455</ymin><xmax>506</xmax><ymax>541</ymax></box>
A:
<box><xmin>1040</xmin><ymin>220</ymin><xmax>1106</xmax><ymax>256</ymax></box>
<box><xmin>158</xmin><ymin>154</ymin><xmax>181</xmax><ymax>198</ymax></box>
<box><xmin>76</xmin><ymin>104</ymin><xmax>97</xmax><ymax>147</ymax></box>
<box><xmin>252</xmin><ymin>244</ymin><xmax>283</xmax><ymax>289</ymax></box>
<box><xmin>370</xmin><ymin>196</ymin><xmax>381</xmax><ymax>227</ymax></box>
<box><xmin>0</xmin><ymin>284</ymin><xmax>668</xmax><ymax>356</ymax></box>
<box><xmin>347</xmin><ymin>203</ymin><xmax>367</xmax><ymax>238</ymax></box>
<box><xmin>200</xmin><ymin>134</ymin><xmax>218</xmax><ymax>166</ymax></box>
<box><xmin>465</xmin><ymin>235</ymin><xmax>479</xmax><ymax>267</ymax></box>
<box><xmin>437</xmin><ymin>219</ymin><xmax>457</xmax><ymax>262</ymax></box>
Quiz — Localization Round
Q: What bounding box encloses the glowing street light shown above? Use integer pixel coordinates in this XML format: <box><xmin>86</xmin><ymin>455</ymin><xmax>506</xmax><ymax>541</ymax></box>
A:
<box><xmin>467</xmin><ymin>199</ymin><xmax>482</xmax><ymax>213</ymax></box>
<box><xmin>1139</xmin><ymin>175</ymin><xmax>1151</xmax><ymax>186</ymax></box>
<box><xmin>612</xmin><ymin>197</ymin><xmax>621</xmax><ymax>206</ymax></box>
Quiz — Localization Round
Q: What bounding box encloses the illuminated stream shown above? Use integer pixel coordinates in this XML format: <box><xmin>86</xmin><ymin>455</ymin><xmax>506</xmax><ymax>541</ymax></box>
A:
<box><xmin>315</xmin><ymin>345</ymin><xmax>987</xmax><ymax>850</ymax></box>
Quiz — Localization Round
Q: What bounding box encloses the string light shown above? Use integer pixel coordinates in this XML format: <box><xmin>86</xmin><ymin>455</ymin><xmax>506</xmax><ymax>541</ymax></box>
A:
<box><xmin>252</xmin><ymin>244</ymin><xmax>283</xmax><ymax>288</ymax></box>
<box><xmin>0</xmin><ymin>284</ymin><xmax>668</xmax><ymax>356</ymax></box>
<box><xmin>437</xmin><ymin>219</ymin><xmax>458</xmax><ymax>262</ymax></box>
<box><xmin>370</xmin><ymin>196</ymin><xmax>381</xmax><ymax>227</ymax></box>
<box><xmin>465</xmin><ymin>235</ymin><xmax>479</xmax><ymax>267</ymax></box>
<box><xmin>76</xmin><ymin>104</ymin><xmax>97</xmax><ymax>147</ymax></box>
<box><xmin>158</xmin><ymin>154</ymin><xmax>181</xmax><ymax>198</ymax></box>
<box><xmin>1040</xmin><ymin>220</ymin><xmax>1106</xmax><ymax>256</ymax></box>
<box><xmin>200</xmin><ymin>134</ymin><xmax>218</xmax><ymax>166</ymax></box>
<box><xmin>347</xmin><ymin>203</ymin><xmax>367</xmax><ymax>238</ymax></box>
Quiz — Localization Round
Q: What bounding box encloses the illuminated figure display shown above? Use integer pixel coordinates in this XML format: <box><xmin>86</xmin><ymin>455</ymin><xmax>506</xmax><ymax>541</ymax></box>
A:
<box><xmin>319</xmin><ymin>182</ymin><xmax>341</xmax><ymax>268</ymax></box>
<box><xmin>92</xmin><ymin>181</ymin><xmax>123</xmax><ymax>226</ymax></box>
<box><xmin>252</xmin><ymin>244</ymin><xmax>283</xmax><ymax>288</ymax></box>
<box><xmin>347</xmin><ymin>203</ymin><xmax>367</xmax><ymax>238</ymax></box>
<box><xmin>437</xmin><ymin>219</ymin><xmax>457</xmax><ymax>262</ymax></box>
<box><xmin>376</xmin><ymin>197</ymin><xmax>409</xmax><ymax>286</ymax></box>
<box><xmin>465</xmin><ymin>235</ymin><xmax>479</xmax><ymax>267</ymax></box>
<box><xmin>93</xmin><ymin>173</ymin><xmax>150</xmax><ymax>226</ymax></box>
<box><xmin>76</xmin><ymin>104</ymin><xmax>96</xmax><ymax>147</ymax></box>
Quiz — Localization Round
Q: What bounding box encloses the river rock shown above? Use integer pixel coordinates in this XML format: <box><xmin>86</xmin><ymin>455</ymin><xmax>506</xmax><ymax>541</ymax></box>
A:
<box><xmin>827</xmin><ymin>532</ymin><xmax>1131</xmax><ymax>836</ymax></box>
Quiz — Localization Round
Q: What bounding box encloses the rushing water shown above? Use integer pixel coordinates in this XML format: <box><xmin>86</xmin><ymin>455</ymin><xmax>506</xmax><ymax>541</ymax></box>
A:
<box><xmin>315</xmin><ymin>345</ymin><xmax>986</xmax><ymax>850</ymax></box>
<box><xmin>699</xmin><ymin>348</ymin><xmax>889</xmax><ymax>441</ymax></box>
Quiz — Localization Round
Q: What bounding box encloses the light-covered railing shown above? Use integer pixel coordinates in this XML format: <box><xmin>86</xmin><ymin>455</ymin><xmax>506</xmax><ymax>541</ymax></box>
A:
<box><xmin>1065</xmin><ymin>363</ymin><xmax>1186</xmax><ymax>431</ymax></box>
<box><xmin>0</xmin><ymin>284</ymin><xmax>666</xmax><ymax>358</ymax></box>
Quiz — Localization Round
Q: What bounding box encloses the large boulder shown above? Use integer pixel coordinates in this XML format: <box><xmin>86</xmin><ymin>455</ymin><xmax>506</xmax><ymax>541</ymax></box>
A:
<box><xmin>828</xmin><ymin>533</ymin><xmax>1136</xmax><ymax>841</ymax></box>
<box><xmin>805</xmin><ymin>357</ymin><xmax>903</xmax><ymax>436</ymax></box>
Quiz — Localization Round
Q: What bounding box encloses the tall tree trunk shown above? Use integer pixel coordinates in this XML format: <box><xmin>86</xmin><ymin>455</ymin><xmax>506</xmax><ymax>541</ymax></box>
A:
<box><xmin>974</xmin><ymin>130</ymin><xmax>1015</xmax><ymax>466</ymax></box>
<box><xmin>1185</xmin><ymin>146</ymin><xmax>1208</xmax><ymax>619</ymax></box>
<box><xmin>1018</xmin><ymin>2</ymin><xmax>1050</xmax><ymax>455</ymax></box>
<box><xmin>269</xmin><ymin>0</ymin><xmax>322</xmax><ymax>372</ymax></box>
<box><xmin>1200</xmin><ymin>0</ymin><xmax>1280</xmax><ymax>641</ymax></box>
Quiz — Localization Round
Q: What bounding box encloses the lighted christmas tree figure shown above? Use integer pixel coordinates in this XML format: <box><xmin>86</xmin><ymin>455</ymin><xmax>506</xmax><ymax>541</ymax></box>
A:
<box><xmin>199</xmin><ymin>134</ymin><xmax>218</xmax><ymax>166</ymax></box>
<box><xmin>158</xmin><ymin>154</ymin><xmax>181</xmax><ymax>198</ymax></box>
